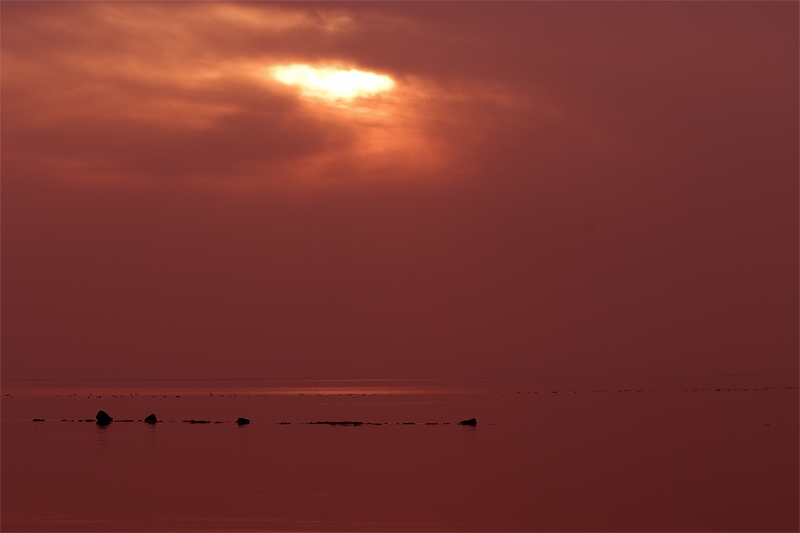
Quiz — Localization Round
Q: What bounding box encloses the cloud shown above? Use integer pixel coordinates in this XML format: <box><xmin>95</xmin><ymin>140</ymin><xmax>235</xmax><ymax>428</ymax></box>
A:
<box><xmin>2</xmin><ymin>2</ymin><xmax>576</xmax><ymax>190</ymax></box>
<box><xmin>3</xmin><ymin>2</ymin><xmax>796</xmax><ymax>380</ymax></box>
<box><xmin>2</xmin><ymin>4</ymin><xmax>349</xmax><ymax>184</ymax></box>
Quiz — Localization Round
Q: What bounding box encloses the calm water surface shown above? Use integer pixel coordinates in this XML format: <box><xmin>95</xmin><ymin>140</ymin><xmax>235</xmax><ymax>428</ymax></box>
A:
<box><xmin>2</xmin><ymin>377</ymin><xmax>798</xmax><ymax>531</ymax></box>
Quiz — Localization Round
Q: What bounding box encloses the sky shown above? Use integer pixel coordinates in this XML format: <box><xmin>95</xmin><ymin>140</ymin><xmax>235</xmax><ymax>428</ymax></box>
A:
<box><xmin>1</xmin><ymin>1</ymin><xmax>797</xmax><ymax>381</ymax></box>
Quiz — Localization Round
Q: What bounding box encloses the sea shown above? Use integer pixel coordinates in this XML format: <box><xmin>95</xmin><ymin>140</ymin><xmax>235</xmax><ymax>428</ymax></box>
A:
<box><xmin>1</xmin><ymin>376</ymin><xmax>797</xmax><ymax>532</ymax></box>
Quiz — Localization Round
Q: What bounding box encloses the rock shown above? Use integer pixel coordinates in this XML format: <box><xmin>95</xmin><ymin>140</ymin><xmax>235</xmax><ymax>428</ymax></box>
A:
<box><xmin>459</xmin><ymin>418</ymin><xmax>477</xmax><ymax>426</ymax></box>
<box><xmin>33</xmin><ymin>418</ymin><xmax>44</xmax><ymax>422</ymax></box>
<box><xmin>144</xmin><ymin>414</ymin><xmax>158</xmax><ymax>424</ymax></box>
<box><xmin>96</xmin><ymin>410</ymin><xmax>113</xmax><ymax>426</ymax></box>
<box><xmin>236</xmin><ymin>417</ymin><xmax>250</xmax><ymax>425</ymax></box>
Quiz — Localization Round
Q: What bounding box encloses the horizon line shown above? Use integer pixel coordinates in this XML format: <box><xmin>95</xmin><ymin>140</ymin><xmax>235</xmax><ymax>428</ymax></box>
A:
<box><xmin>0</xmin><ymin>373</ymin><xmax>787</xmax><ymax>383</ymax></box>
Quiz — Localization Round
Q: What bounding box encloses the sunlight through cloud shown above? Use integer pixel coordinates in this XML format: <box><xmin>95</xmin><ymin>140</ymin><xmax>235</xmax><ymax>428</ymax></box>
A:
<box><xmin>270</xmin><ymin>65</ymin><xmax>395</xmax><ymax>100</ymax></box>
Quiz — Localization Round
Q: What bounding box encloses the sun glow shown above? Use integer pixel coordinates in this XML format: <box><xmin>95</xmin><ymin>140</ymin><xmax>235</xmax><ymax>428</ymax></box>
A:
<box><xmin>256</xmin><ymin>64</ymin><xmax>450</xmax><ymax>185</ymax></box>
<box><xmin>270</xmin><ymin>65</ymin><xmax>395</xmax><ymax>100</ymax></box>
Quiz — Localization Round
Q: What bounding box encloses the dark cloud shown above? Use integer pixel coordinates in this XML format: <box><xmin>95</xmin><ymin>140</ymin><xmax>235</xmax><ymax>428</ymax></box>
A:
<box><xmin>4</xmin><ymin>85</ymin><xmax>348</xmax><ymax>183</ymax></box>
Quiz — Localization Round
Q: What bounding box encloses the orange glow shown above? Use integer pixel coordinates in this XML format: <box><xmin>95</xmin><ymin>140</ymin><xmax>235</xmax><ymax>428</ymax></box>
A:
<box><xmin>269</xmin><ymin>65</ymin><xmax>395</xmax><ymax>101</ymax></box>
<box><xmin>0</xmin><ymin>2</ymin><xmax>510</xmax><ymax>189</ymax></box>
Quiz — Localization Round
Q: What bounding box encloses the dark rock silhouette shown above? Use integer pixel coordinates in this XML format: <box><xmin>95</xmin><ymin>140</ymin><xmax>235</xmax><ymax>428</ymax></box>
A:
<box><xmin>96</xmin><ymin>410</ymin><xmax>113</xmax><ymax>426</ymax></box>
<box><xmin>184</xmin><ymin>419</ymin><xmax>211</xmax><ymax>424</ymax></box>
<box><xmin>236</xmin><ymin>417</ymin><xmax>250</xmax><ymax>425</ymax></box>
<box><xmin>144</xmin><ymin>414</ymin><xmax>158</xmax><ymax>424</ymax></box>
<box><xmin>33</xmin><ymin>419</ymin><xmax>44</xmax><ymax>422</ymax></box>
<box><xmin>459</xmin><ymin>418</ymin><xmax>477</xmax><ymax>426</ymax></box>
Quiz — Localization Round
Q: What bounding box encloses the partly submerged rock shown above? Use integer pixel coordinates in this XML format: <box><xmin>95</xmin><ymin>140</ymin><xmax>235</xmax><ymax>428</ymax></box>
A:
<box><xmin>96</xmin><ymin>410</ymin><xmax>113</xmax><ymax>426</ymax></box>
<box><xmin>458</xmin><ymin>418</ymin><xmax>477</xmax><ymax>426</ymax></box>
<box><xmin>144</xmin><ymin>414</ymin><xmax>158</xmax><ymax>424</ymax></box>
<box><xmin>33</xmin><ymin>418</ymin><xmax>45</xmax><ymax>422</ymax></box>
<box><xmin>236</xmin><ymin>417</ymin><xmax>250</xmax><ymax>425</ymax></box>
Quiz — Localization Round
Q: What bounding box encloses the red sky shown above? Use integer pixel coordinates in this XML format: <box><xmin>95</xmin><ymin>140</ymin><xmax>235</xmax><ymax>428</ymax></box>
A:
<box><xmin>2</xmin><ymin>2</ymin><xmax>797</xmax><ymax>381</ymax></box>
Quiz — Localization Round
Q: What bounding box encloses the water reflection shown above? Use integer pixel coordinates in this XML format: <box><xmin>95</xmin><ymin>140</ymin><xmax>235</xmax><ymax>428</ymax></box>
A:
<box><xmin>0</xmin><ymin>378</ymin><xmax>497</xmax><ymax>400</ymax></box>
<box><xmin>94</xmin><ymin>424</ymin><xmax>109</xmax><ymax>452</ymax></box>
<box><xmin>1</xmin><ymin>378</ymin><xmax>797</xmax><ymax>531</ymax></box>
<box><xmin>145</xmin><ymin>422</ymin><xmax>159</xmax><ymax>439</ymax></box>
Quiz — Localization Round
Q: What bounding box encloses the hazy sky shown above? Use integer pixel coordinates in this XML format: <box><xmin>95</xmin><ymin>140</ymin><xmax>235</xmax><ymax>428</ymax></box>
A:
<box><xmin>2</xmin><ymin>2</ymin><xmax>797</xmax><ymax>381</ymax></box>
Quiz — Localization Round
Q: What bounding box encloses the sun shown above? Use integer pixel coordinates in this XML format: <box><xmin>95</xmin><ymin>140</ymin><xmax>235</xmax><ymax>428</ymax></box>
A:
<box><xmin>270</xmin><ymin>64</ymin><xmax>395</xmax><ymax>100</ymax></box>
